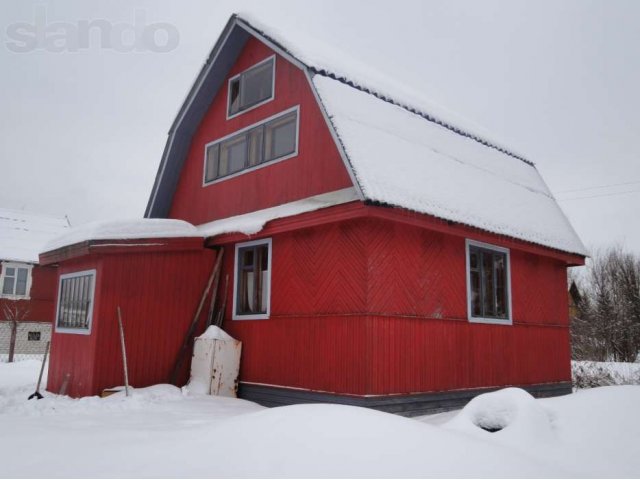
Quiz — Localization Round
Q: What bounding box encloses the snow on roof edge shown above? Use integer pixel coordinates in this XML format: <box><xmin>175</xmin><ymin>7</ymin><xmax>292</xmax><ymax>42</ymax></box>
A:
<box><xmin>198</xmin><ymin>187</ymin><xmax>359</xmax><ymax>238</ymax></box>
<box><xmin>42</xmin><ymin>219</ymin><xmax>202</xmax><ymax>254</ymax></box>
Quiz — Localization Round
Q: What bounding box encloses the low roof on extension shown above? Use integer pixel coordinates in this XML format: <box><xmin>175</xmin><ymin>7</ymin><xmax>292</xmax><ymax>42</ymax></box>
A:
<box><xmin>145</xmin><ymin>14</ymin><xmax>587</xmax><ymax>257</ymax></box>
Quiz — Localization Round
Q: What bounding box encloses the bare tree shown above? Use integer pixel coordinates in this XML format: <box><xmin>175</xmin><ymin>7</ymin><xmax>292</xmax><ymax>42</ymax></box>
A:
<box><xmin>571</xmin><ymin>246</ymin><xmax>640</xmax><ymax>362</ymax></box>
<box><xmin>2</xmin><ymin>301</ymin><xmax>30</xmax><ymax>363</ymax></box>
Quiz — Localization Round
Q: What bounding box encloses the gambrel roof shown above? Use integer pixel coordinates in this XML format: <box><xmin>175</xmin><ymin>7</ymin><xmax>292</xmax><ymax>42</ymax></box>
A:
<box><xmin>146</xmin><ymin>14</ymin><xmax>587</xmax><ymax>257</ymax></box>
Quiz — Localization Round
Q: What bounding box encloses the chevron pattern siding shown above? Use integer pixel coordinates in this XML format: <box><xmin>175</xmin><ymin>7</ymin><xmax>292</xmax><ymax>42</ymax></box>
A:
<box><xmin>222</xmin><ymin>213</ymin><xmax>572</xmax><ymax>396</ymax></box>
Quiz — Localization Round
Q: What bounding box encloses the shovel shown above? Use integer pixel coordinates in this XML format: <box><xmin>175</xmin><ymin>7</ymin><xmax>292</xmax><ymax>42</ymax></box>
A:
<box><xmin>28</xmin><ymin>341</ymin><xmax>50</xmax><ymax>400</ymax></box>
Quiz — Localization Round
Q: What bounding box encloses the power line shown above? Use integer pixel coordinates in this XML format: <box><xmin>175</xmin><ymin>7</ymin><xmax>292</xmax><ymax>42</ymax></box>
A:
<box><xmin>557</xmin><ymin>188</ymin><xmax>640</xmax><ymax>202</ymax></box>
<box><xmin>556</xmin><ymin>180</ymin><xmax>640</xmax><ymax>194</ymax></box>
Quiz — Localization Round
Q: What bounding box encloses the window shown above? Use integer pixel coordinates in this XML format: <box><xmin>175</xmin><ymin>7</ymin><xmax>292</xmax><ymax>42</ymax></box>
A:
<box><xmin>233</xmin><ymin>239</ymin><xmax>272</xmax><ymax>320</ymax></box>
<box><xmin>204</xmin><ymin>107</ymin><xmax>299</xmax><ymax>184</ymax></box>
<box><xmin>228</xmin><ymin>56</ymin><xmax>275</xmax><ymax>117</ymax></box>
<box><xmin>0</xmin><ymin>262</ymin><xmax>32</xmax><ymax>299</ymax></box>
<box><xmin>466</xmin><ymin>240</ymin><xmax>512</xmax><ymax>325</ymax></box>
<box><xmin>28</xmin><ymin>331</ymin><xmax>41</xmax><ymax>341</ymax></box>
<box><xmin>55</xmin><ymin>270</ymin><xmax>96</xmax><ymax>334</ymax></box>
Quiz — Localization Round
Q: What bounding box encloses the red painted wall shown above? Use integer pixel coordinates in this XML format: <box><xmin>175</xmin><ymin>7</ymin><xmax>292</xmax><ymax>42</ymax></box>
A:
<box><xmin>47</xmin><ymin>248</ymin><xmax>216</xmax><ymax>397</ymax></box>
<box><xmin>169</xmin><ymin>37</ymin><xmax>353</xmax><ymax>225</ymax></box>
<box><xmin>0</xmin><ymin>264</ymin><xmax>57</xmax><ymax>323</ymax></box>
<box><xmin>220</xmin><ymin>213</ymin><xmax>572</xmax><ymax>396</ymax></box>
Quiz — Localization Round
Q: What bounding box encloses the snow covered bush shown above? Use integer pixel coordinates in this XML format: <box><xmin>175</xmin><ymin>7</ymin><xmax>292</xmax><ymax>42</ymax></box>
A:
<box><xmin>572</xmin><ymin>360</ymin><xmax>640</xmax><ymax>389</ymax></box>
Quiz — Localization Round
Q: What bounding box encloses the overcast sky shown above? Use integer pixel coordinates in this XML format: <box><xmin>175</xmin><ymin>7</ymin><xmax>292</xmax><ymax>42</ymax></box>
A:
<box><xmin>1</xmin><ymin>0</ymin><xmax>639</xmax><ymax>255</ymax></box>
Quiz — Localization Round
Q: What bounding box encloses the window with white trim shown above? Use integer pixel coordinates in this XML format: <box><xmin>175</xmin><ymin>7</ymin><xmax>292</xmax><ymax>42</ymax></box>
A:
<box><xmin>1</xmin><ymin>262</ymin><xmax>32</xmax><ymax>299</ymax></box>
<box><xmin>55</xmin><ymin>270</ymin><xmax>96</xmax><ymax>334</ymax></box>
<box><xmin>204</xmin><ymin>107</ymin><xmax>299</xmax><ymax>183</ymax></box>
<box><xmin>228</xmin><ymin>56</ymin><xmax>275</xmax><ymax>117</ymax></box>
<box><xmin>233</xmin><ymin>239</ymin><xmax>272</xmax><ymax>320</ymax></box>
<box><xmin>466</xmin><ymin>240</ymin><xmax>512</xmax><ymax>324</ymax></box>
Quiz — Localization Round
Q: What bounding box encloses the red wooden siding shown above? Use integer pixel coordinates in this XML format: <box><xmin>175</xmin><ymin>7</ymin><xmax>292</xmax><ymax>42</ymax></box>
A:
<box><xmin>46</xmin><ymin>256</ymin><xmax>102</xmax><ymax>397</ymax></box>
<box><xmin>220</xmin><ymin>213</ymin><xmax>572</xmax><ymax>396</ymax></box>
<box><xmin>0</xmin><ymin>264</ymin><xmax>58</xmax><ymax>323</ymax></box>
<box><xmin>168</xmin><ymin>36</ymin><xmax>353</xmax><ymax>225</ymax></box>
<box><xmin>47</xmin><ymin>248</ymin><xmax>216</xmax><ymax>397</ymax></box>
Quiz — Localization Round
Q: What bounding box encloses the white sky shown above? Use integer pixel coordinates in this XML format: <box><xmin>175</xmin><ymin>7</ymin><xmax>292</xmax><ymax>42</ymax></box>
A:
<box><xmin>1</xmin><ymin>0</ymin><xmax>639</xmax><ymax>255</ymax></box>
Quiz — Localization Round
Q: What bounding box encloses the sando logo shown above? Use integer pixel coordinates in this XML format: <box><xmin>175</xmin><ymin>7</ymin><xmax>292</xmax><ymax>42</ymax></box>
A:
<box><xmin>5</xmin><ymin>6</ymin><xmax>180</xmax><ymax>53</ymax></box>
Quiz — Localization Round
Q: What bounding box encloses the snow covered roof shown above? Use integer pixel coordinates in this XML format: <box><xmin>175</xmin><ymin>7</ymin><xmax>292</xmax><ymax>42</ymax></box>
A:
<box><xmin>198</xmin><ymin>188</ymin><xmax>358</xmax><ymax>238</ymax></box>
<box><xmin>145</xmin><ymin>14</ymin><xmax>586</xmax><ymax>257</ymax></box>
<box><xmin>42</xmin><ymin>219</ymin><xmax>202</xmax><ymax>254</ymax></box>
<box><xmin>0</xmin><ymin>208</ymin><xmax>69</xmax><ymax>263</ymax></box>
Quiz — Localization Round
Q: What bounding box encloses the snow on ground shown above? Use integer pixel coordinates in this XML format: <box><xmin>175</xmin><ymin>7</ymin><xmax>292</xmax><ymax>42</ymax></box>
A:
<box><xmin>1</xmin><ymin>361</ymin><xmax>640</xmax><ymax>478</ymax></box>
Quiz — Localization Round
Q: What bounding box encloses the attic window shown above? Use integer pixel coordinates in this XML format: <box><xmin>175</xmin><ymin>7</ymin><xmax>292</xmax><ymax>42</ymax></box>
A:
<box><xmin>228</xmin><ymin>56</ymin><xmax>275</xmax><ymax>118</ymax></box>
<box><xmin>466</xmin><ymin>240</ymin><xmax>512</xmax><ymax>325</ymax></box>
<box><xmin>0</xmin><ymin>262</ymin><xmax>32</xmax><ymax>299</ymax></box>
<box><xmin>204</xmin><ymin>106</ymin><xmax>299</xmax><ymax>184</ymax></box>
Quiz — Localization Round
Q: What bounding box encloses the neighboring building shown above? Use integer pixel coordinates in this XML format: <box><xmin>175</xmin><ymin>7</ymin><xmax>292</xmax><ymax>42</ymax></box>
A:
<box><xmin>0</xmin><ymin>208</ymin><xmax>69</xmax><ymax>359</ymax></box>
<box><xmin>569</xmin><ymin>280</ymin><xmax>582</xmax><ymax>319</ymax></box>
<box><xmin>43</xmin><ymin>15</ymin><xmax>587</xmax><ymax>414</ymax></box>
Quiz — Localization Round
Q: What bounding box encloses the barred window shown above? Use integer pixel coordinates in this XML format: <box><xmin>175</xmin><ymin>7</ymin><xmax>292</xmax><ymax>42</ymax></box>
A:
<box><xmin>28</xmin><ymin>331</ymin><xmax>41</xmax><ymax>341</ymax></box>
<box><xmin>56</xmin><ymin>270</ymin><xmax>96</xmax><ymax>333</ymax></box>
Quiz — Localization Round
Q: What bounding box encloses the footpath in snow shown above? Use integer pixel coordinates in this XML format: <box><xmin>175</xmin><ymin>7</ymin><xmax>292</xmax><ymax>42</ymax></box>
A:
<box><xmin>1</xmin><ymin>360</ymin><xmax>639</xmax><ymax>478</ymax></box>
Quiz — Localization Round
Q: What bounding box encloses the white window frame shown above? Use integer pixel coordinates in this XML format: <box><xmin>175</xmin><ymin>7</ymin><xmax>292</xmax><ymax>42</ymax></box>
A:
<box><xmin>0</xmin><ymin>262</ymin><xmax>33</xmax><ymax>300</ymax></box>
<box><xmin>203</xmin><ymin>105</ymin><xmax>300</xmax><ymax>186</ymax></box>
<box><xmin>226</xmin><ymin>54</ymin><xmax>276</xmax><ymax>120</ymax></box>
<box><xmin>54</xmin><ymin>269</ymin><xmax>97</xmax><ymax>335</ymax></box>
<box><xmin>232</xmin><ymin>238</ymin><xmax>272</xmax><ymax>320</ymax></box>
<box><xmin>465</xmin><ymin>239</ymin><xmax>513</xmax><ymax>326</ymax></box>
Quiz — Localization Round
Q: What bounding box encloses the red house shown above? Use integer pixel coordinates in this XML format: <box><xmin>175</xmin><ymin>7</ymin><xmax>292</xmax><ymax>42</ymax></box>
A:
<box><xmin>43</xmin><ymin>15</ymin><xmax>586</xmax><ymax>415</ymax></box>
<box><xmin>0</xmin><ymin>208</ymin><xmax>68</xmax><ymax>359</ymax></box>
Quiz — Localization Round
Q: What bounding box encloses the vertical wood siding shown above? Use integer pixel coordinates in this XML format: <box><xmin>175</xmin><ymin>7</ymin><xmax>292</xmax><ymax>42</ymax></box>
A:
<box><xmin>221</xmin><ymin>215</ymin><xmax>571</xmax><ymax>396</ymax></box>
<box><xmin>168</xmin><ymin>37</ymin><xmax>353</xmax><ymax>225</ymax></box>
<box><xmin>47</xmin><ymin>249</ymin><xmax>216</xmax><ymax>397</ymax></box>
<box><xmin>46</xmin><ymin>257</ymin><xmax>102</xmax><ymax>397</ymax></box>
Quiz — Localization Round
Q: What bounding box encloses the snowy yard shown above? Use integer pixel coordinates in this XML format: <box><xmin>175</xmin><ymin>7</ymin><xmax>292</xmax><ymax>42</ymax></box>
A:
<box><xmin>1</xmin><ymin>361</ymin><xmax>640</xmax><ymax>478</ymax></box>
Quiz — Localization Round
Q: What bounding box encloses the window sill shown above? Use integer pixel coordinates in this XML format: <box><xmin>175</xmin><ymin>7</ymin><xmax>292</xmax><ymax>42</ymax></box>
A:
<box><xmin>468</xmin><ymin>316</ymin><xmax>512</xmax><ymax>326</ymax></box>
<box><xmin>54</xmin><ymin>326</ymin><xmax>92</xmax><ymax>335</ymax></box>
<box><xmin>232</xmin><ymin>313</ymin><xmax>270</xmax><ymax>321</ymax></box>
<box><xmin>203</xmin><ymin>150</ymin><xmax>299</xmax><ymax>186</ymax></box>
<box><xmin>0</xmin><ymin>294</ymin><xmax>30</xmax><ymax>301</ymax></box>
<box><xmin>227</xmin><ymin>95</ymin><xmax>275</xmax><ymax>121</ymax></box>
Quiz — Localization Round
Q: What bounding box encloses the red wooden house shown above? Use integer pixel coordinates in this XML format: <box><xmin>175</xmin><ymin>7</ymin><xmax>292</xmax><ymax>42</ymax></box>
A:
<box><xmin>42</xmin><ymin>15</ymin><xmax>586</xmax><ymax>415</ymax></box>
<box><xmin>0</xmin><ymin>208</ymin><xmax>68</xmax><ymax>359</ymax></box>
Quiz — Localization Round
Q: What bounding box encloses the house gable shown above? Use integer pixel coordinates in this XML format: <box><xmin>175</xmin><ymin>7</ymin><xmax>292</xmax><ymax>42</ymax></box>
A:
<box><xmin>146</xmin><ymin>14</ymin><xmax>586</xmax><ymax>258</ymax></box>
<box><xmin>167</xmin><ymin>36</ymin><xmax>353</xmax><ymax>225</ymax></box>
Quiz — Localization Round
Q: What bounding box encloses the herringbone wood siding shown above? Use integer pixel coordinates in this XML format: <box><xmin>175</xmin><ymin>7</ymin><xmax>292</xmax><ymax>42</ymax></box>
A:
<box><xmin>222</xmin><ymin>216</ymin><xmax>572</xmax><ymax>396</ymax></box>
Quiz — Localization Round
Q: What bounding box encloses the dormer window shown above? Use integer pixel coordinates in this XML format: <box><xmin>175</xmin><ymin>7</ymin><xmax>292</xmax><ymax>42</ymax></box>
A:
<box><xmin>228</xmin><ymin>56</ymin><xmax>275</xmax><ymax>118</ymax></box>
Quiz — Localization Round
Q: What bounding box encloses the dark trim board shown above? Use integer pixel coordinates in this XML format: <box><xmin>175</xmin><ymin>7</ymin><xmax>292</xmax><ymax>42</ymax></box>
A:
<box><xmin>238</xmin><ymin>382</ymin><xmax>573</xmax><ymax>417</ymax></box>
